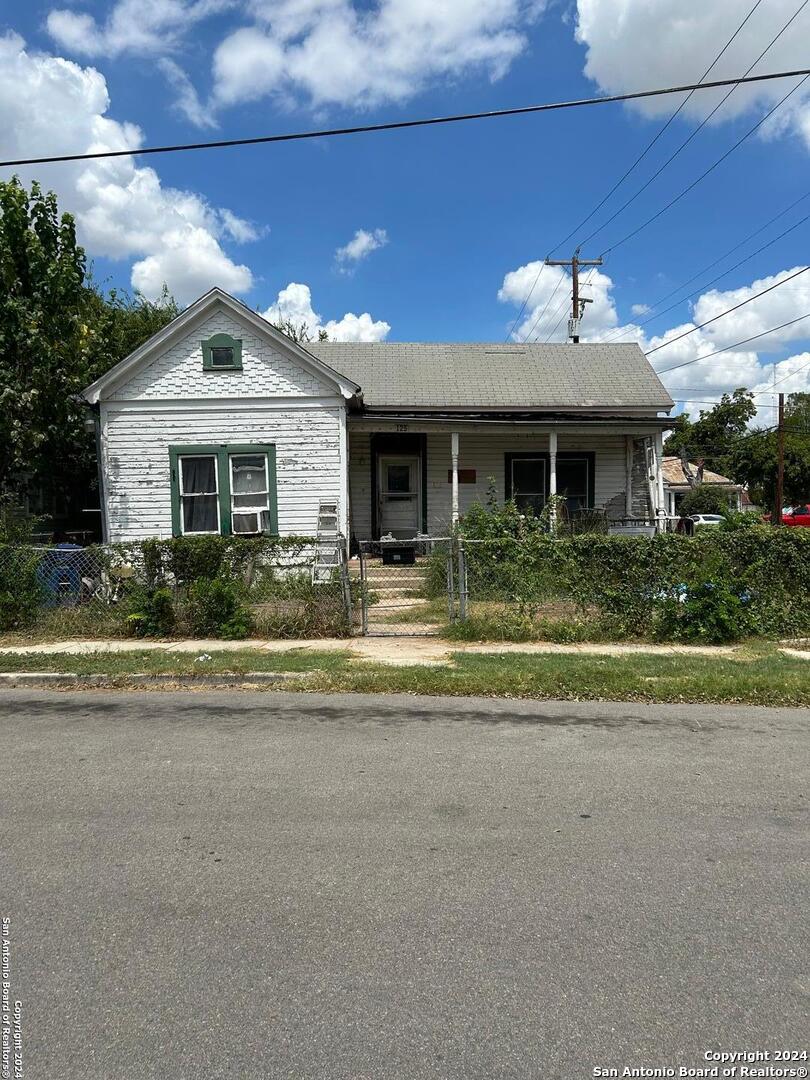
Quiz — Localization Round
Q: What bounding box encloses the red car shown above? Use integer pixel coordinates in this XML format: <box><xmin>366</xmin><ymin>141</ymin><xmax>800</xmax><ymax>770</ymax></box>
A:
<box><xmin>769</xmin><ymin>504</ymin><xmax>810</xmax><ymax>527</ymax></box>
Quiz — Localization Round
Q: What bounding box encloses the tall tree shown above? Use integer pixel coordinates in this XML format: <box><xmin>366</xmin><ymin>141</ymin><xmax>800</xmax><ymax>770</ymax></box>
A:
<box><xmin>0</xmin><ymin>178</ymin><xmax>88</xmax><ymax>494</ymax></box>
<box><xmin>663</xmin><ymin>389</ymin><xmax>757</xmax><ymax>477</ymax></box>
<box><xmin>0</xmin><ymin>178</ymin><xmax>179</xmax><ymax>526</ymax></box>
<box><xmin>729</xmin><ymin>391</ymin><xmax>810</xmax><ymax>506</ymax></box>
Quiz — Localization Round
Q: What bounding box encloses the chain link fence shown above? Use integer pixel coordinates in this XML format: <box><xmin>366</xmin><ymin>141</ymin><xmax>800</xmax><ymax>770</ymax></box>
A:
<box><xmin>355</xmin><ymin>538</ymin><xmax>453</xmax><ymax>636</ymax></box>
<box><xmin>0</xmin><ymin>538</ymin><xmax>358</xmax><ymax>640</ymax></box>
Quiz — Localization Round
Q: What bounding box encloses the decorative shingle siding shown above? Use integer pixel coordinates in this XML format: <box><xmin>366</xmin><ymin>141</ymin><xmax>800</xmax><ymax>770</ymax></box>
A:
<box><xmin>96</xmin><ymin>304</ymin><xmax>347</xmax><ymax>541</ymax></box>
<box><xmin>101</xmin><ymin>403</ymin><xmax>343</xmax><ymax>541</ymax></box>
<box><xmin>109</xmin><ymin>312</ymin><xmax>334</xmax><ymax>401</ymax></box>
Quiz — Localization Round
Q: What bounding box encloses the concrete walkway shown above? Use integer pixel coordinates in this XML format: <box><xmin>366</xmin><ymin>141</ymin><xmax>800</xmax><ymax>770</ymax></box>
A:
<box><xmin>0</xmin><ymin>635</ymin><xmax>757</xmax><ymax>666</ymax></box>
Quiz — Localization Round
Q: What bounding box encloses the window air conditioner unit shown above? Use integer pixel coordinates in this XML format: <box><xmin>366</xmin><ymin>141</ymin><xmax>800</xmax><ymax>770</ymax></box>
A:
<box><xmin>232</xmin><ymin>510</ymin><xmax>268</xmax><ymax>535</ymax></box>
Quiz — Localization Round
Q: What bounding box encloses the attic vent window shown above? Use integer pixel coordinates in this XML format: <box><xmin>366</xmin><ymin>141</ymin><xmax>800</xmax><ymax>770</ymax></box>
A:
<box><xmin>202</xmin><ymin>333</ymin><xmax>242</xmax><ymax>371</ymax></box>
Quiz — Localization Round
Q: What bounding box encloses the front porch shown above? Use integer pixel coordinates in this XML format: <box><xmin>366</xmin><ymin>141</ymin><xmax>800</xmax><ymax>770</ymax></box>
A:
<box><xmin>346</xmin><ymin>418</ymin><xmax>669</xmax><ymax>542</ymax></box>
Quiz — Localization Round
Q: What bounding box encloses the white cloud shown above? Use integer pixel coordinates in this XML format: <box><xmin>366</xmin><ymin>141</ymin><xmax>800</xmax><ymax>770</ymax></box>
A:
<box><xmin>575</xmin><ymin>0</ymin><xmax>810</xmax><ymax>148</ymax></box>
<box><xmin>335</xmin><ymin>228</ymin><xmax>388</xmax><ymax>272</ymax></box>
<box><xmin>0</xmin><ymin>33</ymin><xmax>257</xmax><ymax>304</ymax></box>
<box><xmin>131</xmin><ymin>226</ymin><xmax>252</xmax><ymax>303</ymax></box>
<box><xmin>498</xmin><ymin>260</ymin><xmax>618</xmax><ymax>341</ymax></box>
<box><xmin>210</xmin><ymin>0</ymin><xmax>544</xmax><ymax>114</ymax></box>
<box><xmin>47</xmin><ymin>0</ymin><xmax>235</xmax><ymax>58</ymax></box>
<box><xmin>262</xmin><ymin>282</ymin><xmax>390</xmax><ymax>341</ymax></box>
<box><xmin>631</xmin><ymin>302</ymin><xmax>651</xmax><ymax>316</ymax></box>
<box><xmin>498</xmin><ymin>255</ymin><xmax>810</xmax><ymax>420</ymax></box>
<box><xmin>158</xmin><ymin>58</ymin><xmax>218</xmax><ymax>129</ymax></box>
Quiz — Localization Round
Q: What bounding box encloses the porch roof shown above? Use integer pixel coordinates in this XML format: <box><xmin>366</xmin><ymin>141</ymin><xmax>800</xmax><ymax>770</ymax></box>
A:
<box><xmin>307</xmin><ymin>341</ymin><xmax>673</xmax><ymax>414</ymax></box>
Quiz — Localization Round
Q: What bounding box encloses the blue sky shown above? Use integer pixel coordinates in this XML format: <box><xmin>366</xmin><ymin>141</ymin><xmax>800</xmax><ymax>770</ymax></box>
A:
<box><xmin>2</xmin><ymin>0</ymin><xmax>810</xmax><ymax>418</ymax></box>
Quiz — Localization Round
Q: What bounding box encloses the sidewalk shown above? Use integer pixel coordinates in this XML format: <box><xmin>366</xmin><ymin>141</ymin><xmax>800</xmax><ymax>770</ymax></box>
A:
<box><xmin>0</xmin><ymin>636</ymin><xmax>753</xmax><ymax>666</ymax></box>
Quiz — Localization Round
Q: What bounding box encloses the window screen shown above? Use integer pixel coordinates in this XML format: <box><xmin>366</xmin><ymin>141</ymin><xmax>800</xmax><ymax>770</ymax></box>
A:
<box><xmin>230</xmin><ymin>453</ymin><xmax>270</xmax><ymax>532</ymax></box>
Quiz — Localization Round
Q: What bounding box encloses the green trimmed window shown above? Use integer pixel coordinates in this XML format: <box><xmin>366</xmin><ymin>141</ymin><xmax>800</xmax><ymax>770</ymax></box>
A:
<box><xmin>169</xmin><ymin>444</ymin><xmax>277</xmax><ymax>536</ymax></box>
<box><xmin>202</xmin><ymin>333</ymin><xmax>242</xmax><ymax>371</ymax></box>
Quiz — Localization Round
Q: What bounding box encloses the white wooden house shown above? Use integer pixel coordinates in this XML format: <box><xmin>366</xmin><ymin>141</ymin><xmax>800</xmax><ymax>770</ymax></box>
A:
<box><xmin>82</xmin><ymin>288</ymin><xmax>674</xmax><ymax>543</ymax></box>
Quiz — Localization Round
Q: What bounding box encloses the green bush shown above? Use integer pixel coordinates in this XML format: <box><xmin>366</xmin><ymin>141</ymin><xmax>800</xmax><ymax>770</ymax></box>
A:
<box><xmin>453</xmin><ymin>505</ymin><xmax>810</xmax><ymax>641</ymax></box>
<box><xmin>115</xmin><ymin>535</ymin><xmax>310</xmax><ymax>588</ymax></box>
<box><xmin>0</xmin><ymin>545</ymin><xmax>43</xmax><ymax>631</ymax></box>
<box><xmin>123</xmin><ymin>586</ymin><xmax>177</xmax><ymax>638</ymax></box>
<box><xmin>185</xmin><ymin>577</ymin><xmax>253</xmax><ymax>639</ymax></box>
<box><xmin>679</xmin><ymin>484</ymin><xmax>733</xmax><ymax>517</ymax></box>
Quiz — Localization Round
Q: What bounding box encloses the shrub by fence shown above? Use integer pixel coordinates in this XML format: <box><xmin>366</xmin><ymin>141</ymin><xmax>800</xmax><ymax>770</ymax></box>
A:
<box><xmin>0</xmin><ymin>535</ymin><xmax>354</xmax><ymax>640</ymax></box>
<box><xmin>443</xmin><ymin>504</ymin><xmax>810</xmax><ymax>643</ymax></box>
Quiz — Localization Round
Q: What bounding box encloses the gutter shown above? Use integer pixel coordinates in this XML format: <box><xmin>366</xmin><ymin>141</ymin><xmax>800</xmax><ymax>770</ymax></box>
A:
<box><xmin>349</xmin><ymin>411</ymin><xmax>674</xmax><ymax>428</ymax></box>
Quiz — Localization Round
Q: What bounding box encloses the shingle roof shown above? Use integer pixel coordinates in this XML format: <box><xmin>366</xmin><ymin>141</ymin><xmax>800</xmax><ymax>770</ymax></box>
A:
<box><xmin>662</xmin><ymin>457</ymin><xmax>740</xmax><ymax>488</ymax></box>
<box><xmin>306</xmin><ymin>341</ymin><xmax>673</xmax><ymax>412</ymax></box>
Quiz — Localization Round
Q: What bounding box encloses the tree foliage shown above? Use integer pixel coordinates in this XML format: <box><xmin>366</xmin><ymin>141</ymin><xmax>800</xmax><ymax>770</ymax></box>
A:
<box><xmin>663</xmin><ymin>389</ymin><xmax>756</xmax><ymax>476</ymax></box>
<box><xmin>0</xmin><ymin>178</ymin><xmax>179</xmax><ymax>520</ymax></box>
<box><xmin>267</xmin><ymin>317</ymin><xmax>329</xmax><ymax>343</ymax></box>
<box><xmin>679</xmin><ymin>484</ymin><xmax>733</xmax><ymax>517</ymax></box>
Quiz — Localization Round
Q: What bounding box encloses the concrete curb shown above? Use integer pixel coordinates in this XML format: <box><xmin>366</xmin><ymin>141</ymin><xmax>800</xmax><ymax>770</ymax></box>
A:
<box><xmin>0</xmin><ymin>671</ymin><xmax>309</xmax><ymax>689</ymax></box>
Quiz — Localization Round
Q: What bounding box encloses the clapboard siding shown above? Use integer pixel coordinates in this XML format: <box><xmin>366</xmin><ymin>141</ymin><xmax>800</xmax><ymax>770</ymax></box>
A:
<box><xmin>101</xmin><ymin>403</ymin><xmax>343</xmax><ymax>541</ymax></box>
<box><xmin>109</xmin><ymin>311</ymin><xmax>334</xmax><ymax>401</ymax></box>
<box><xmin>348</xmin><ymin>428</ymin><xmax>637</xmax><ymax>538</ymax></box>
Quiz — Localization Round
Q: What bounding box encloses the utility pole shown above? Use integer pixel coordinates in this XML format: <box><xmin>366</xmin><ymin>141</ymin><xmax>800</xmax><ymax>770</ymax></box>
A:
<box><xmin>545</xmin><ymin>248</ymin><xmax>603</xmax><ymax>342</ymax></box>
<box><xmin>775</xmin><ymin>392</ymin><xmax>785</xmax><ymax>526</ymax></box>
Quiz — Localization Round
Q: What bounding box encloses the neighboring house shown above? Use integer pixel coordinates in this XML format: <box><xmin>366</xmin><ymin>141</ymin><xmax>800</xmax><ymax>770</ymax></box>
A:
<box><xmin>661</xmin><ymin>457</ymin><xmax>744</xmax><ymax>516</ymax></box>
<box><xmin>82</xmin><ymin>288</ymin><xmax>675</xmax><ymax>544</ymax></box>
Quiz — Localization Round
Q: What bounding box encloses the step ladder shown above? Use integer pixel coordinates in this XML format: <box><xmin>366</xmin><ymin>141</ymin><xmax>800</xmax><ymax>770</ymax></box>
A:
<box><xmin>312</xmin><ymin>499</ymin><xmax>341</xmax><ymax>585</ymax></box>
<box><xmin>312</xmin><ymin>499</ymin><xmax>353</xmax><ymax>626</ymax></box>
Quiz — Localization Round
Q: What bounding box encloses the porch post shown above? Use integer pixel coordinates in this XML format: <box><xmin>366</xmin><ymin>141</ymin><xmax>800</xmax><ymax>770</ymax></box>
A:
<box><xmin>654</xmin><ymin>430</ymin><xmax>666</xmax><ymax>531</ymax></box>
<box><xmin>625</xmin><ymin>434</ymin><xmax>634</xmax><ymax>518</ymax></box>
<box><xmin>451</xmin><ymin>432</ymin><xmax>460</xmax><ymax>527</ymax></box>
<box><xmin>548</xmin><ymin>430</ymin><xmax>558</xmax><ymax>531</ymax></box>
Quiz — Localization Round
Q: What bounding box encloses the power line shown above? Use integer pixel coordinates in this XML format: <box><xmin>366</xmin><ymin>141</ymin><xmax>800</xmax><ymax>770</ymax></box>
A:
<box><xmin>600</xmin><ymin>189</ymin><xmax>810</xmax><ymax>343</ymax></box>
<box><xmin>541</xmin><ymin>266</ymin><xmax>600</xmax><ymax>343</ymax></box>
<box><xmin>2</xmin><ymin>69</ymin><xmax>809</xmax><ymax>169</ymax></box>
<box><xmin>655</xmin><ymin>311</ymin><xmax>810</xmax><ymax>374</ymax></box>
<box><xmin>518</xmin><ymin>272</ymin><xmax>565</xmax><ymax>342</ymax></box>
<box><xmin>646</xmin><ymin>266</ymin><xmax>810</xmax><ymax>357</ymax></box>
<box><xmin>766</xmin><ymin>353</ymin><xmax>810</xmax><ymax>391</ymax></box>
<box><xmin>545</xmin><ymin>0</ymin><xmax>768</xmax><ymax>258</ymax></box>
<box><xmin>600</xmin><ymin>71</ymin><xmax>810</xmax><ymax>257</ymax></box>
<box><xmin>505</xmin><ymin>262</ymin><xmax>547</xmax><ymax>341</ymax></box>
<box><xmin>579</xmin><ymin>0</ymin><xmax>810</xmax><ymax>252</ymax></box>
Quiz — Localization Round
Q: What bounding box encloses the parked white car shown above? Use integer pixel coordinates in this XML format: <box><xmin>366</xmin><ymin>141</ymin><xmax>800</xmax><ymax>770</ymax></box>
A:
<box><xmin>689</xmin><ymin>514</ymin><xmax>725</xmax><ymax>527</ymax></box>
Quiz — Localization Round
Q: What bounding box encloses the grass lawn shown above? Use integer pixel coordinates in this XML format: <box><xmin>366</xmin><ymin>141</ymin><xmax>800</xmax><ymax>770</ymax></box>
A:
<box><xmin>0</xmin><ymin>643</ymin><xmax>808</xmax><ymax>706</ymax></box>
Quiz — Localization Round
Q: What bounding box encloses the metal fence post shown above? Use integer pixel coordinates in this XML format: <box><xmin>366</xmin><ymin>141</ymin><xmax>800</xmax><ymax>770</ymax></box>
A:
<box><xmin>446</xmin><ymin>540</ymin><xmax>456</xmax><ymax>622</ymax></box>
<box><xmin>457</xmin><ymin>540</ymin><xmax>468</xmax><ymax>621</ymax></box>
<box><xmin>358</xmin><ymin>543</ymin><xmax>368</xmax><ymax>635</ymax></box>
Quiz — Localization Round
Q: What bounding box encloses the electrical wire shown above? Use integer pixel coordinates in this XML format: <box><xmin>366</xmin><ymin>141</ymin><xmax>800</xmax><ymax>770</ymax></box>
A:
<box><xmin>545</xmin><ymin>0</ymin><xmax>769</xmax><ymax>258</ymax></box>
<box><xmin>653</xmin><ymin>311</ymin><xmax>810</xmax><ymax>374</ymax></box>
<box><xmin>2</xmin><ymin>69</ymin><xmax>809</xmax><ymax>169</ymax></box>
<box><xmin>599</xmin><ymin>190</ymin><xmax>810</xmax><ymax>343</ymax></box>
<box><xmin>579</xmin><ymin>0</ymin><xmax>810</xmax><ymax>252</ymax></box>
<box><xmin>646</xmin><ymin>266</ymin><xmax>810</xmax><ymax>357</ymax></box>
<box><xmin>600</xmin><ymin>72</ymin><xmax>810</xmax><ymax>257</ymax></box>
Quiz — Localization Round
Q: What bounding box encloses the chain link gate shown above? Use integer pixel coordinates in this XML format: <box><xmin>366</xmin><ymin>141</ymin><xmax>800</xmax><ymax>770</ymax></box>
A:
<box><xmin>355</xmin><ymin>537</ymin><xmax>467</xmax><ymax>636</ymax></box>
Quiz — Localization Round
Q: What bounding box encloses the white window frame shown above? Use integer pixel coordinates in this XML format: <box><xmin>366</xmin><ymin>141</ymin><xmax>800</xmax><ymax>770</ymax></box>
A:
<box><xmin>229</xmin><ymin>452</ymin><xmax>271</xmax><ymax>535</ymax></box>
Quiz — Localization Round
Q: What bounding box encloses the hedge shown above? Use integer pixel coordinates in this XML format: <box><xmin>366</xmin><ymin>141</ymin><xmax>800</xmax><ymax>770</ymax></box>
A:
<box><xmin>458</xmin><ymin>527</ymin><xmax>810</xmax><ymax>641</ymax></box>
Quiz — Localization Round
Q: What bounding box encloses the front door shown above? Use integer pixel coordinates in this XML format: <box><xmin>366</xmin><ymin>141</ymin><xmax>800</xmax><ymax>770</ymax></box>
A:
<box><xmin>379</xmin><ymin>455</ymin><xmax>421</xmax><ymax>538</ymax></box>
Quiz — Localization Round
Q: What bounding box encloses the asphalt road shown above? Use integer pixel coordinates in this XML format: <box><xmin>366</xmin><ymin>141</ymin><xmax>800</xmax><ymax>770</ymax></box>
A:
<box><xmin>1</xmin><ymin>690</ymin><xmax>808</xmax><ymax>1080</ymax></box>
